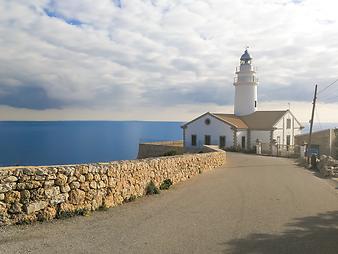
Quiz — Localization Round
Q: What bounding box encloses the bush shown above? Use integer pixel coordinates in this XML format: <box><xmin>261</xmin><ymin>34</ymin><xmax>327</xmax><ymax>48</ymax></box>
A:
<box><xmin>124</xmin><ymin>194</ymin><xmax>137</xmax><ymax>203</ymax></box>
<box><xmin>160</xmin><ymin>179</ymin><xmax>173</xmax><ymax>190</ymax></box>
<box><xmin>146</xmin><ymin>181</ymin><xmax>160</xmax><ymax>195</ymax></box>
<box><xmin>56</xmin><ymin>208</ymin><xmax>88</xmax><ymax>219</ymax></box>
<box><xmin>162</xmin><ymin>150</ymin><xmax>177</xmax><ymax>156</ymax></box>
<box><xmin>226</xmin><ymin>146</ymin><xmax>241</xmax><ymax>152</ymax></box>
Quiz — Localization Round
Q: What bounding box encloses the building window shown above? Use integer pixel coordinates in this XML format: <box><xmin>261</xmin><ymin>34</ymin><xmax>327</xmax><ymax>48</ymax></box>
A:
<box><xmin>277</xmin><ymin>136</ymin><xmax>281</xmax><ymax>144</ymax></box>
<box><xmin>286</xmin><ymin>135</ymin><xmax>291</xmax><ymax>146</ymax></box>
<box><xmin>191</xmin><ymin>135</ymin><xmax>197</xmax><ymax>146</ymax></box>
<box><xmin>205</xmin><ymin>118</ymin><xmax>211</xmax><ymax>125</ymax></box>
<box><xmin>255</xmin><ymin>100</ymin><xmax>257</xmax><ymax>108</ymax></box>
<box><xmin>219</xmin><ymin>136</ymin><xmax>226</xmax><ymax>148</ymax></box>
<box><xmin>241</xmin><ymin>136</ymin><xmax>246</xmax><ymax>149</ymax></box>
<box><xmin>286</xmin><ymin>119</ymin><xmax>291</xmax><ymax>129</ymax></box>
<box><xmin>205</xmin><ymin>135</ymin><xmax>211</xmax><ymax>145</ymax></box>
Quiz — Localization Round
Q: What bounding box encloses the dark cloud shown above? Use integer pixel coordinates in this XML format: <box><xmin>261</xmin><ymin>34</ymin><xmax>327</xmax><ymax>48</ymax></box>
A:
<box><xmin>141</xmin><ymin>80</ymin><xmax>234</xmax><ymax>106</ymax></box>
<box><xmin>0</xmin><ymin>85</ymin><xmax>63</xmax><ymax>110</ymax></box>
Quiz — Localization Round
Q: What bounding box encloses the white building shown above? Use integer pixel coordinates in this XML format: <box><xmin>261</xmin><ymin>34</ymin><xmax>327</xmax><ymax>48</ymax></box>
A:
<box><xmin>182</xmin><ymin>49</ymin><xmax>303</xmax><ymax>151</ymax></box>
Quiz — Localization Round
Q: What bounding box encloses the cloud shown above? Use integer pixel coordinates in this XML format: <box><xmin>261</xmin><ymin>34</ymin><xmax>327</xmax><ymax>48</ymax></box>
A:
<box><xmin>0</xmin><ymin>0</ymin><xmax>337</xmax><ymax>120</ymax></box>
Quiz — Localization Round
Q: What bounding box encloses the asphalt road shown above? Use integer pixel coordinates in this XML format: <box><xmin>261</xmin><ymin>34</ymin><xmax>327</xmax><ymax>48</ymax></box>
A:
<box><xmin>1</xmin><ymin>153</ymin><xmax>338</xmax><ymax>254</ymax></box>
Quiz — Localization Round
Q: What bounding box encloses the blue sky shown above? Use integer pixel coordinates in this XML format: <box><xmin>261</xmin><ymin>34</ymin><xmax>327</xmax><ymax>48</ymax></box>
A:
<box><xmin>0</xmin><ymin>0</ymin><xmax>338</xmax><ymax>121</ymax></box>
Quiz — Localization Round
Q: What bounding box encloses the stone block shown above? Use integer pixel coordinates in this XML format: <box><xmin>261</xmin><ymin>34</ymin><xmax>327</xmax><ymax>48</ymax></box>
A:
<box><xmin>5</xmin><ymin>191</ymin><xmax>21</xmax><ymax>203</ymax></box>
<box><xmin>60</xmin><ymin>184</ymin><xmax>71</xmax><ymax>193</ymax></box>
<box><xmin>98</xmin><ymin>181</ymin><xmax>106</xmax><ymax>189</ymax></box>
<box><xmin>78</xmin><ymin>175</ymin><xmax>86</xmax><ymax>183</ymax></box>
<box><xmin>0</xmin><ymin>202</ymin><xmax>7</xmax><ymax>213</ymax></box>
<box><xmin>8</xmin><ymin>202</ymin><xmax>22</xmax><ymax>214</ymax></box>
<box><xmin>55</xmin><ymin>174</ymin><xmax>68</xmax><ymax>186</ymax></box>
<box><xmin>70</xmin><ymin>181</ymin><xmax>80</xmax><ymax>190</ymax></box>
<box><xmin>68</xmin><ymin>176</ymin><xmax>77</xmax><ymax>184</ymax></box>
<box><xmin>69</xmin><ymin>189</ymin><xmax>85</xmax><ymax>205</ymax></box>
<box><xmin>80</xmin><ymin>182</ymin><xmax>90</xmax><ymax>192</ymax></box>
<box><xmin>25</xmin><ymin>201</ymin><xmax>48</xmax><ymax>214</ymax></box>
<box><xmin>89</xmin><ymin>181</ymin><xmax>97</xmax><ymax>189</ymax></box>
<box><xmin>44</xmin><ymin>180</ymin><xmax>55</xmax><ymax>188</ymax></box>
<box><xmin>0</xmin><ymin>182</ymin><xmax>16</xmax><ymax>193</ymax></box>
<box><xmin>20</xmin><ymin>190</ymin><xmax>30</xmax><ymax>203</ymax></box>
<box><xmin>45</xmin><ymin>186</ymin><xmax>60</xmax><ymax>199</ymax></box>
<box><xmin>86</xmin><ymin>173</ymin><xmax>94</xmax><ymax>181</ymax></box>
<box><xmin>4</xmin><ymin>176</ymin><xmax>18</xmax><ymax>182</ymax></box>
<box><xmin>37</xmin><ymin>206</ymin><xmax>56</xmax><ymax>221</ymax></box>
<box><xmin>50</xmin><ymin>193</ymin><xmax>69</xmax><ymax>205</ymax></box>
<box><xmin>103</xmin><ymin>195</ymin><xmax>115</xmax><ymax>208</ymax></box>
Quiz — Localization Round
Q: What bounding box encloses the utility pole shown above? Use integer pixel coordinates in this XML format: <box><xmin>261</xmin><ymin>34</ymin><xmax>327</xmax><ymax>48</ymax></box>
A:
<box><xmin>307</xmin><ymin>84</ymin><xmax>317</xmax><ymax>163</ymax></box>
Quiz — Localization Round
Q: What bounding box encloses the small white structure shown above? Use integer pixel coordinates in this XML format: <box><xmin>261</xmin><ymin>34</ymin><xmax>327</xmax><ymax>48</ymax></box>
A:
<box><xmin>182</xmin><ymin>49</ymin><xmax>303</xmax><ymax>151</ymax></box>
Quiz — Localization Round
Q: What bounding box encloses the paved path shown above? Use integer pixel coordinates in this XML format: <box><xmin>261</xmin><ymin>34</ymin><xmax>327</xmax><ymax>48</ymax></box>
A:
<box><xmin>1</xmin><ymin>153</ymin><xmax>338</xmax><ymax>254</ymax></box>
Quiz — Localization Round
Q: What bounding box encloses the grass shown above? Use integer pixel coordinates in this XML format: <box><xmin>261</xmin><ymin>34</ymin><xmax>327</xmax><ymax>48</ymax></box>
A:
<box><xmin>160</xmin><ymin>179</ymin><xmax>173</xmax><ymax>190</ymax></box>
<box><xmin>162</xmin><ymin>150</ymin><xmax>177</xmax><ymax>156</ymax></box>
<box><xmin>146</xmin><ymin>181</ymin><xmax>160</xmax><ymax>195</ymax></box>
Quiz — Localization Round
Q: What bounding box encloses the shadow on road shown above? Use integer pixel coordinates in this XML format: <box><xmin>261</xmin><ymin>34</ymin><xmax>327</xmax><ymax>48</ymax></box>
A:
<box><xmin>223</xmin><ymin>211</ymin><xmax>338</xmax><ymax>254</ymax></box>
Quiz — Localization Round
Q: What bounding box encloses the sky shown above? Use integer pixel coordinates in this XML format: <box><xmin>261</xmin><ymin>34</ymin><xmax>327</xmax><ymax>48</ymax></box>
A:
<box><xmin>0</xmin><ymin>0</ymin><xmax>338</xmax><ymax>122</ymax></box>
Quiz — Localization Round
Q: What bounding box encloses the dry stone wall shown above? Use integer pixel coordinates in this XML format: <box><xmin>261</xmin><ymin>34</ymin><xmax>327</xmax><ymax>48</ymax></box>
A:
<box><xmin>137</xmin><ymin>141</ymin><xmax>184</xmax><ymax>159</ymax></box>
<box><xmin>0</xmin><ymin>149</ymin><xmax>225</xmax><ymax>226</ymax></box>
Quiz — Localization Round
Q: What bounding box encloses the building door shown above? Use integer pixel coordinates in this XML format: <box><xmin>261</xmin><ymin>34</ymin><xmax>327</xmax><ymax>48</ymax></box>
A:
<box><xmin>205</xmin><ymin>135</ymin><xmax>211</xmax><ymax>145</ymax></box>
<box><xmin>241</xmin><ymin>136</ymin><xmax>246</xmax><ymax>149</ymax></box>
<box><xmin>286</xmin><ymin>135</ymin><xmax>291</xmax><ymax>151</ymax></box>
<box><xmin>219</xmin><ymin>136</ymin><xmax>226</xmax><ymax>148</ymax></box>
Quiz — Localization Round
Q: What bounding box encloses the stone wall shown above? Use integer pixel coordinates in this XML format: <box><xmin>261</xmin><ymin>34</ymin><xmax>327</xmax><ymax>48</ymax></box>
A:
<box><xmin>295</xmin><ymin>129</ymin><xmax>337</xmax><ymax>157</ymax></box>
<box><xmin>0</xmin><ymin>148</ymin><xmax>225</xmax><ymax>226</ymax></box>
<box><xmin>316</xmin><ymin>155</ymin><xmax>338</xmax><ymax>177</ymax></box>
<box><xmin>137</xmin><ymin>140</ymin><xmax>184</xmax><ymax>159</ymax></box>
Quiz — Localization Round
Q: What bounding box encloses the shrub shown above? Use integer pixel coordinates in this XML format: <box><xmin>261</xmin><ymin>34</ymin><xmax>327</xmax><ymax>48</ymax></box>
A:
<box><xmin>124</xmin><ymin>194</ymin><xmax>137</xmax><ymax>203</ymax></box>
<box><xmin>162</xmin><ymin>150</ymin><xmax>177</xmax><ymax>156</ymax></box>
<box><xmin>146</xmin><ymin>180</ymin><xmax>160</xmax><ymax>195</ymax></box>
<box><xmin>160</xmin><ymin>179</ymin><xmax>173</xmax><ymax>190</ymax></box>
<box><xmin>56</xmin><ymin>208</ymin><xmax>88</xmax><ymax>219</ymax></box>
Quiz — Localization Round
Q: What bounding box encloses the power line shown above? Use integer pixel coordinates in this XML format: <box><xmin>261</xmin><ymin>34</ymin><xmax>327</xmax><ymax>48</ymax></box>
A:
<box><xmin>318</xmin><ymin>85</ymin><xmax>338</xmax><ymax>100</ymax></box>
<box><xmin>318</xmin><ymin>78</ymin><xmax>338</xmax><ymax>95</ymax></box>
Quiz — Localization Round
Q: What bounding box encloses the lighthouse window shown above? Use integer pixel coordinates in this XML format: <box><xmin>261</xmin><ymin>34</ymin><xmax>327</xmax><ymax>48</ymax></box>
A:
<box><xmin>205</xmin><ymin>118</ymin><xmax>211</xmax><ymax>125</ymax></box>
<box><xmin>255</xmin><ymin>100</ymin><xmax>257</xmax><ymax>108</ymax></box>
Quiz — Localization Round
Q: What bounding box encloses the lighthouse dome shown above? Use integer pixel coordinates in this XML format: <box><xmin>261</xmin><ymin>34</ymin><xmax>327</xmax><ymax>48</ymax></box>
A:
<box><xmin>240</xmin><ymin>49</ymin><xmax>252</xmax><ymax>64</ymax></box>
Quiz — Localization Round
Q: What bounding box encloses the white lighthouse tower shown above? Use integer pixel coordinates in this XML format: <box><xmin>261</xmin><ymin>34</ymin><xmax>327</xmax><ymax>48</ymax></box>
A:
<box><xmin>233</xmin><ymin>49</ymin><xmax>258</xmax><ymax>116</ymax></box>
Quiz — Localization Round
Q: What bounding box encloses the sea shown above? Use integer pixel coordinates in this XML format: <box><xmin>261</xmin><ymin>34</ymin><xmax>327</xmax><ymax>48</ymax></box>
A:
<box><xmin>0</xmin><ymin>121</ymin><xmax>182</xmax><ymax>167</ymax></box>
<box><xmin>0</xmin><ymin>121</ymin><xmax>336</xmax><ymax>167</ymax></box>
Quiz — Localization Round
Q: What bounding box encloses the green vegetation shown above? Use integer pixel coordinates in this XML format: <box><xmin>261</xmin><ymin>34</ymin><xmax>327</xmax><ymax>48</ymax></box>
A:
<box><xmin>124</xmin><ymin>194</ymin><xmax>137</xmax><ymax>203</ymax></box>
<box><xmin>162</xmin><ymin>150</ymin><xmax>177</xmax><ymax>156</ymax></box>
<box><xmin>145</xmin><ymin>180</ymin><xmax>160</xmax><ymax>195</ymax></box>
<box><xmin>159</xmin><ymin>179</ymin><xmax>173</xmax><ymax>190</ymax></box>
<box><xmin>56</xmin><ymin>207</ymin><xmax>89</xmax><ymax>219</ymax></box>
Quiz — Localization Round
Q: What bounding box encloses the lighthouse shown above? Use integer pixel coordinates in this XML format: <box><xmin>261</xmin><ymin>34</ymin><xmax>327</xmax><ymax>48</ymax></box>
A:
<box><xmin>233</xmin><ymin>49</ymin><xmax>258</xmax><ymax>116</ymax></box>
